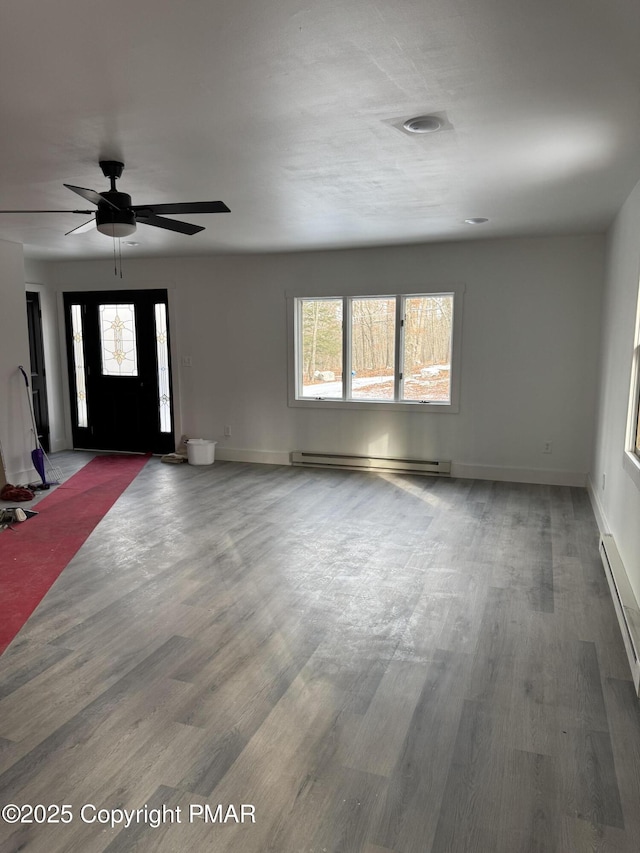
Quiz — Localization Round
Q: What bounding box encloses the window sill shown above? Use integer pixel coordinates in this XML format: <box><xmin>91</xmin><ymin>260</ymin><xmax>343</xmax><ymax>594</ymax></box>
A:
<box><xmin>288</xmin><ymin>397</ymin><xmax>458</xmax><ymax>414</ymax></box>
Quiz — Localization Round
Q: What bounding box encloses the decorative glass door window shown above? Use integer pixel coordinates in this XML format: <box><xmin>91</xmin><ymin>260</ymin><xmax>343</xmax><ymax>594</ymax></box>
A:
<box><xmin>70</xmin><ymin>304</ymin><xmax>88</xmax><ymax>428</ymax></box>
<box><xmin>154</xmin><ymin>302</ymin><xmax>172</xmax><ymax>433</ymax></box>
<box><xmin>99</xmin><ymin>303</ymin><xmax>138</xmax><ymax>376</ymax></box>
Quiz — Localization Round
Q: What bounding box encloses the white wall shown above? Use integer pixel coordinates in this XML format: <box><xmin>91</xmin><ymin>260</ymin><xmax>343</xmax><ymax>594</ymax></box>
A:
<box><xmin>591</xmin><ymin>178</ymin><xmax>640</xmax><ymax>602</ymax></box>
<box><xmin>0</xmin><ymin>238</ymin><xmax>37</xmax><ymax>483</ymax></box>
<box><xmin>43</xmin><ymin>234</ymin><xmax>604</xmax><ymax>485</ymax></box>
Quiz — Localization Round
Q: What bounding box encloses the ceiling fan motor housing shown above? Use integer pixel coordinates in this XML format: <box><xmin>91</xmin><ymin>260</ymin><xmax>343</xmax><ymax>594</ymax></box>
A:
<box><xmin>96</xmin><ymin>191</ymin><xmax>136</xmax><ymax>236</ymax></box>
<box><xmin>99</xmin><ymin>160</ymin><xmax>125</xmax><ymax>181</ymax></box>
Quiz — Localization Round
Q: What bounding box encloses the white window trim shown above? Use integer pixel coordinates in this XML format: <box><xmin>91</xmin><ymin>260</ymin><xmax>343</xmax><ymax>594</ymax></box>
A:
<box><xmin>623</xmin><ymin>281</ymin><xmax>640</xmax><ymax>490</ymax></box>
<box><xmin>286</xmin><ymin>284</ymin><xmax>464</xmax><ymax>413</ymax></box>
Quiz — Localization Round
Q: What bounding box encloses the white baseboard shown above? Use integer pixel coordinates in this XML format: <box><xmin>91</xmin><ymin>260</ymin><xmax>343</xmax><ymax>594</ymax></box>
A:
<box><xmin>599</xmin><ymin>534</ymin><xmax>640</xmax><ymax>695</ymax></box>
<box><xmin>213</xmin><ymin>451</ymin><xmax>587</xmax><ymax>487</ymax></box>
<box><xmin>586</xmin><ymin>476</ymin><xmax>639</xmax><ymax>695</ymax></box>
<box><xmin>586</xmin><ymin>475</ymin><xmax>609</xmax><ymax>535</ymax></box>
<box><xmin>215</xmin><ymin>447</ymin><xmax>291</xmax><ymax>466</ymax></box>
<box><xmin>451</xmin><ymin>462</ymin><xmax>587</xmax><ymax>487</ymax></box>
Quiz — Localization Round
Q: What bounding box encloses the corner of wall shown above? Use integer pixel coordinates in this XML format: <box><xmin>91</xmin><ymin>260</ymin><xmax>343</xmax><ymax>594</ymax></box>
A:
<box><xmin>586</xmin><ymin>474</ymin><xmax>608</xmax><ymax>535</ymax></box>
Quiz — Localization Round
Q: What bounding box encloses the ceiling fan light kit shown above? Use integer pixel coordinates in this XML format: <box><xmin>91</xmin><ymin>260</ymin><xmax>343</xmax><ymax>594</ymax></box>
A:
<box><xmin>96</xmin><ymin>205</ymin><xmax>137</xmax><ymax>237</ymax></box>
<box><xmin>96</xmin><ymin>216</ymin><xmax>137</xmax><ymax>238</ymax></box>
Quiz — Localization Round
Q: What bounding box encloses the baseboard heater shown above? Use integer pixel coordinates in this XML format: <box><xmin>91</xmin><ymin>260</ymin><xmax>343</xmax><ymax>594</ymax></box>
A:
<box><xmin>290</xmin><ymin>451</ymin><xmax>451</xmax><ymax>477</ymax></box>
<box><xmin>600</xmin><ymin>535</ymin><xmax>640</xmax><ymax>695</ymax></box>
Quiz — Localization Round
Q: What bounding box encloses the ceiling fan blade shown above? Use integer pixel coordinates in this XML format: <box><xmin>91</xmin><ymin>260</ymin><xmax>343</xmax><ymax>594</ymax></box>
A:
<box><xmin>137</xmin><ymin>212</ymin><xmax>204</xmax><ymax>235</ymax></box>
<box><xmin>0</xmin><ymin>209</ymin><xmax>94</xmax><ymax>213</ymax></box>
<box><xmin>64</xmin><ymin>184</ymin><xmax>120</xmax><ymax>210</ymax></box>
<box><xmin>132</xmin><ymin>201</ymin><xmax>230</xmax><ymax>215</ymax></box>
<box><xmin>65</xmin><ymin>218</ymin><xmax>95</xmax><ymax>236</ymax></box>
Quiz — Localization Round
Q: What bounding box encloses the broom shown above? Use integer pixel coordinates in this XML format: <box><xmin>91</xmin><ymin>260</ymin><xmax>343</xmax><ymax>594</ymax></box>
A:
<box><xmin>18</xmin><ymin>365</ymin><xmax>63</xmax><ymax>486</ymax></box>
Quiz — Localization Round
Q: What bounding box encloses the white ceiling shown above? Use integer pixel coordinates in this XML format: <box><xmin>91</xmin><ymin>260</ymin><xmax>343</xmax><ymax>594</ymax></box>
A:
<box><xmin>1</xmin><ymin>0</ymin><xmax>640</xmax><ymax>260</ymax></box>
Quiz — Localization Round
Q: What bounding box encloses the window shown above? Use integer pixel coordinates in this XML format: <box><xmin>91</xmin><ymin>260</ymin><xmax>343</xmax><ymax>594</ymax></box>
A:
<box><xmin>351</xmin><ymin>297</ymin><xmax>396</xmax><ymax>401</ymax></box>
<box><xmin>299</xmin><ymin>298</ymin><xmax>344</xmax><ymax>398</ymax></box>
<box><xmin>402</xmin><ymin>296</ymin><xmax>453</xmax><ymax>403</ymax></box>
<box><xmin>624</xmin><ymin>282</ymin><xmax>640</xmax><ymax>487</ymax></box>
<box><xmin>289</xmin><ymin>290</ymin><xmax>461</xmax><ymax>411</ymax></box>
<box><xmin>154</xmin><ymin>302</ymin><xmax>172</xmax><ymax>433</ymax></box>
<box><xmin>99</xmin><ymin>303</ymin><xmax>138</xmax><ymax>376</ymax></box>
<box><xmin>70</xmin><ymin>303</ymin><xmax>88</xmax><ymax>428</ymax></box>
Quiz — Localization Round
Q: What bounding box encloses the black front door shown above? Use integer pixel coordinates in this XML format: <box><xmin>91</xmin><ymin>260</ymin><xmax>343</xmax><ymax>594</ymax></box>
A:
<box><xmin>64</xmin><ymin>289</ymin><xmax>174</xmax><ymax>454</ymax></box>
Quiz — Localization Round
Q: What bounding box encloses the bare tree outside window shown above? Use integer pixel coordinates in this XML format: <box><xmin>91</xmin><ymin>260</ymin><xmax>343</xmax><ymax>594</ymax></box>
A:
<box><xmin>402</xmin><ymin>296</ymin><xmax>452</xmax><ymax>402</ymax></box>
<box><xmin>351</xmin><ymin>298</ymin><xmax>395</xmax><ymax>400</ymax></box>
<box><xmin>300</xmin><ymin>299</ymin><xmax>343</xmax><ymax>397</ymax></box>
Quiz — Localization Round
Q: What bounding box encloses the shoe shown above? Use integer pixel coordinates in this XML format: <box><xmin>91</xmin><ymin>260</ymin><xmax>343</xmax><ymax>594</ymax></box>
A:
<box><xmin>0</xmin><ymin>508</ymin><xmax>27</xmax><ymax>524</ymax></box>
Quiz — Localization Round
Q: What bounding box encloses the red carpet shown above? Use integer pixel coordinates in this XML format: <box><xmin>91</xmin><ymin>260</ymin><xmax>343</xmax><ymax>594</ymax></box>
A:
<box><xmin>0</xmin><ymin>454</ymin><xmax>149</xmax><ymax>655</ymax></box>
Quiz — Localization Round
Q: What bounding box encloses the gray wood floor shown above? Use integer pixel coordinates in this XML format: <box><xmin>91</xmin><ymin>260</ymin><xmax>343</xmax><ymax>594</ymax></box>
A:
<box><xmin>1</xmin><ymin>455</ymin><xmax>640</xmax><ymax>852</ymax></box>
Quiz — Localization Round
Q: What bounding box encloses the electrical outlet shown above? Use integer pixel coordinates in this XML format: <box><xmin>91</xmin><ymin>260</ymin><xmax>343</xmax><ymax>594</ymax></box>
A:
<box><xmin>181</xmin><ymin>356</ymin><xmax>193</xmax><ymax>367</ymax></box>
<box><xmin>543</xmin><ymin>441</ymin><xmax>552</xmax><ymax>454</ymax></box>
<box><xmin>224</xmin><ymin>425</ymin><xmax>231</xmax><ymax>437</ymax></box>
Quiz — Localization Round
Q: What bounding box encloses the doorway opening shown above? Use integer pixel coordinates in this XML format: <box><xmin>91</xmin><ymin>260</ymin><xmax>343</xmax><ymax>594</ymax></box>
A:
<box><xmin>26</xmin><ymin>291</ymin><xmax>50</xmax><ymax>452</ymax></box>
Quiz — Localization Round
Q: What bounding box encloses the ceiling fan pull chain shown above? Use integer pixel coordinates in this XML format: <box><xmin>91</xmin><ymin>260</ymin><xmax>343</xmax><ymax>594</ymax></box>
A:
<box><xmin>118</xmin><ymin>237</ymin><xmax>123</xmax><ymax>279</ymax></box>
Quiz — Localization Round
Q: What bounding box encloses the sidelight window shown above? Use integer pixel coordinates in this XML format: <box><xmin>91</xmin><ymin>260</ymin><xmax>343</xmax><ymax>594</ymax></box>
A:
<box><xmin>154</xmin><ymin>302</ymin><xmax>172</xmax><ymax>433</ymax></box>
<box><xmin>70</xmin><ymin>304</ymin><xmax>88</xmax><ymax>428</ymax></box>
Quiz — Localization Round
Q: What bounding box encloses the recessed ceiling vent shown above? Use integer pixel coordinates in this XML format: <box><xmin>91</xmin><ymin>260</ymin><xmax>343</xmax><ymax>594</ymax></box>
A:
<box><xmin>402</xmin><ymin>115</ymin><xmax>443</xmax><ymax>134</ymax></box>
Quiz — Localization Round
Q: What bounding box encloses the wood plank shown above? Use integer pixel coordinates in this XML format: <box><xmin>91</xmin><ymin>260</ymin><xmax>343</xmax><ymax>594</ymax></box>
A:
<box><xmin>371</xmin><ymin>650</ymin><xmax>469</xmax><ymax>853</ymax></box>
<box><xmin>430</xmin><ymin>700</ymin><xmax>506</xmax><ymax>853</ymax></box>
<box><xmin>497</xmin><ymin>748</ymin><xmax>559</xmax><ymax>852</ymax></box>
<box><xmin>343</xmin><ymin>661</ymin><xmax>428</xmax><ymax>777</ymax></box>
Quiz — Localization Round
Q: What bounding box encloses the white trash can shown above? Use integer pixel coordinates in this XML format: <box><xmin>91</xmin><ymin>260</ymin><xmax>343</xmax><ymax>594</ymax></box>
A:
<box><xmin>186</xmin><ymin>439</ymin><xmax>217</xmax><ymax>465</ymax></box>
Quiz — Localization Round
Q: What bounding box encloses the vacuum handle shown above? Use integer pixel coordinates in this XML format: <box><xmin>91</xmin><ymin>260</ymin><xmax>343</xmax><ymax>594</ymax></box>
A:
<box><xmin>18</xmin><ymin>364</ymin><xmax>39</xmax><ymax>440</ymax></box>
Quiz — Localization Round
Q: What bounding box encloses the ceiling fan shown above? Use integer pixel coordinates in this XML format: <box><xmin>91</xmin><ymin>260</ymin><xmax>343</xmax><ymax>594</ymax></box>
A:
<box><xmin>0</xmin><ymin>160</ymin><xmax>230</xmax><ymax>238</ymax></box>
